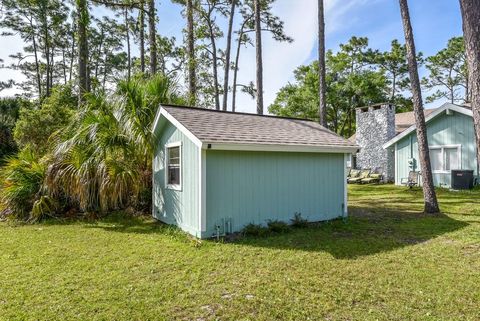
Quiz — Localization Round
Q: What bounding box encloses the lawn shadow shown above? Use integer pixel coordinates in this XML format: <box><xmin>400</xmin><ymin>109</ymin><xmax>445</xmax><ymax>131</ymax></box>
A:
<box><xmin>40</xmin><ymin>211</ymin><xmax>189</xmax><ymax>238</ymax></box>
<box><xmin>233</xmin><ymin>205</ymin><xmax>469</xmax><ymax>260</ymax></box>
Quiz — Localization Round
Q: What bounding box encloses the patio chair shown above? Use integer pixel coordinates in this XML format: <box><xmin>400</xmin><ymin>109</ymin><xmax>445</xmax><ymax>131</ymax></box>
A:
<box><xmin>347</xmin><ymin>169</ymin><xmax>361</xmax><ymax>183</ymax></box>
<box><xmin>348</xmin><ymin>169</ymin><xmax>371</xmax><ymax>184</ymax></box>
<box><xmin>401</xmin><ymin>171</ymin><xmax>420</xmax><ymax>188</ymax></box>
<box><xmin>360</xmin><ymin>173</ymin><xmax>383</xmax><ymax>184</ymax></box>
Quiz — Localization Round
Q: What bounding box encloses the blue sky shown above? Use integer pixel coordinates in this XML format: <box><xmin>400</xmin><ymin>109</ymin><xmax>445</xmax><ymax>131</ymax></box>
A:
<box><xmin>0</xmin><ymin>0</ymin><xmax>464</xmax><ymax>112</ymax></box>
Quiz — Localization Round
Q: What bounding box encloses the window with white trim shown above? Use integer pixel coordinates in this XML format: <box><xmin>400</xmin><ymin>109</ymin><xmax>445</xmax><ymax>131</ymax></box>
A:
<box><xmin>166</xmin><ymin>143</ymin><xmax>181</xmax><ymax>188</ymax></box>
<box><xmin>429</xmin><ymin>146</ymin><xmax>460</xmax><ymax>172</ymax></box>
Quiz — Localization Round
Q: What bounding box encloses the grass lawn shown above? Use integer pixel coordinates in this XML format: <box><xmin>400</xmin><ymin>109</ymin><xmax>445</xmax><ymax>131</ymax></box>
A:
<box><xmin>1</xmin><ymin>185</ymin><xmax>480</xmax><ymax>320</ymax></box>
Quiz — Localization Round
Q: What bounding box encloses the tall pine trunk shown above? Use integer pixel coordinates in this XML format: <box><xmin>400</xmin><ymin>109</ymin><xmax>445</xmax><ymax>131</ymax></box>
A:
<box><xmin>317</xmin><ymin>0</ymin><xmax>327</xmax><ymax>126</ymax></box>
<box><xmin>231</xmin><ymin>19</ymin><xmax>248</xmax><ymax>113</ymax></box>
<box><xmin>222</xmin><ymin>0</ymin><xmax>236</xmax><ymax>111</ymax></box>
<box><xmin>459</xmin><ymin>0</ymin><xmax>480</xmax><ymax>175</ymax></box>
<box><xmin>254</xmin><ymin>0</ymin><xmax>263</xmax><ymax>115</ymax></box>
<box><xmin>186</xmin><ymin>0</ymin><xmax>196</xmax><ymax>105</ymax></box>
<box><xmin>69</xmin><ymin>26</ymin><xmax>76</xmax><ymax>82</ymax></box>
<box><xmin>399</xmin><ymin>0</ymin><xmax>439</xmax><ymax>213</ymax></box>
<box><xmin>30</xmin><ymin>18</ymin><xmax>42</xmax><ymax>98</ymax></box>
<box><xmin>231</xmin><ymin>32</ymin><xmax>242</xmax><ymax>113</ymax></box>
<box><xmin>125</xmin><ymin>8</ymin><xmax>131</xmax><ymax>81</ymax></box>
<box><xmin>207</xmin><ymin>20</ymin><xmax>220</xmax><ymax>110</ymax></box>
<box><xmin>139</xmin><ymin>0</ymin><xmax>145</xmax><ymax>73</ymax></box>
<box><xmin>148</xmin><ymin>0</ymin><xmax>157</xmax><ymax>74</ymax></box>
<box><xmin>77</xmin><ymin>0</ymin><xmax>89</xmax><ymax>106</ymax></box>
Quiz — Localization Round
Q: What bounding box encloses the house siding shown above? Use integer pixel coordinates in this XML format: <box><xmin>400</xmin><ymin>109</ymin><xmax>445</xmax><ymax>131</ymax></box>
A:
<box><xmin>203</xmin><ymin>150</ymin><xmax>346</xmax><ymax>238</ymax></box>
<box><xmin>153</xmin><ymin>121</ymin><xmax>200</xmax><ymax>237</ymax></box>
<box><xmin>394</xmin><ymin>110</ymin><xmax>478</xmax><ymax>187</ymax></box>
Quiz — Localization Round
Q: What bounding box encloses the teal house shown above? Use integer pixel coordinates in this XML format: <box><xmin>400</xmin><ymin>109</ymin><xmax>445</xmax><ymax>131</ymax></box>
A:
<box><xmin>152</xmin><ymin>105</ymin><xmax>358</xmax><ymax>238</ymax></box>
<box><xmin>382</xmin><ymin>103</ymin><xmax>478</xmax><ymax>187</ymax></box>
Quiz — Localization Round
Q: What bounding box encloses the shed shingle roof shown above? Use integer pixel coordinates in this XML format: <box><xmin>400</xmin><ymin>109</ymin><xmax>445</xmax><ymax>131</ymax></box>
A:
<box><xmin>161</xmin><ymin>105</ymin><xmax>357</xmax><ymax>148</ymax></box>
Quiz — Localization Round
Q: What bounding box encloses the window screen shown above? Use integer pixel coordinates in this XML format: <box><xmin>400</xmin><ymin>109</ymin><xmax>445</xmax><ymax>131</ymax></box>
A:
<box><xmin>444</xmin><ymin>147</ymin><xmax>459</xmax><ymax>171</ymax></box>
<box><xmin>167</xmin><ymin>146</ymin><xmax>180</xmax><ymax>186</ymax></box>
<box><xmin>430</xmin><ymin>148</ymin><xmax>443</xmax><ymax>172</ymax></box>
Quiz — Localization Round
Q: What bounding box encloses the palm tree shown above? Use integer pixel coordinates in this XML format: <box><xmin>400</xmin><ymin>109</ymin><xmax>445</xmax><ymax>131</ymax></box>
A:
<box><xmin>318</xmin><ymin>0</ymin><xmax>327</xmax><ymax>127</ymax></box>
<box><xmin>459</xmin><ymin>0</ymin><xmax>480</xmax><ymax>173</ymax></box>
<box><xmin>254</xmin><ymin>0</ymin><xmax>264</xmax><ymax>115</ymax></box>
<box><xmin>399</xmin><ymin>0</ymin><xmax>439</xmax><ymax>213</ymax></box>
<box><xmin>46</xmin><ymin>75</ymin><xmax>185</xmax><ymax>213</ymax></box>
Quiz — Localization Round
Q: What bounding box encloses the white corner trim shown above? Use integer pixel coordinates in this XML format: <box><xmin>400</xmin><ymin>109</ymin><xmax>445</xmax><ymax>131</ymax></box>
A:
<box><xmin>165</xmin><ymin>141</ymin><xmax>182</xmax><ymax>191</ymax></box>
<box><xmin>394</xmin><ymin>143</ymin><xmax>398</xmax><ymax>185</ymax></box>
<box><xmin>382</xmin><ymin>103</ymin><xmax>473</xmax><ymax>149</ymax></box>
<box><xmin>198</xmin><ymin>149</ymin><xmax>206</xmax><ymax>232</ymax></box>
<box><xmin>344</xmin><ymin>153</ymin><xmax>348</xmax><ymax>216</ymax></box>
<box><xmin>204</xmin><ymin>142</ymin><xmax>359</xmax><ymax>154</ymax></box>
<box><xmin>152</xmin><ymin>106</ymin><xmax>203</xmax><ymax>148</ymax></box>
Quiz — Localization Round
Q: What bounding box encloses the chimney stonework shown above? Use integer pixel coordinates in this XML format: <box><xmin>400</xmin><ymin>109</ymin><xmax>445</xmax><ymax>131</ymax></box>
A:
<box><xmin>355</xmin><ymin>104</ymin><xmax>396</xmax><ymax>182</ymax></box>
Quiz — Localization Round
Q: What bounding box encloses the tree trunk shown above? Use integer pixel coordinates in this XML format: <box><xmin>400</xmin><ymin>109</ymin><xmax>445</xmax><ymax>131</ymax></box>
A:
<box><xmin>62</xmin><ymin>49</ymin><xmax>67</xmax><ymax>84</ymax></box>
<box><xmin>139</xmin><ymin>0</ymin><xmax>145</xmax><ymax>73</ymax></box>
<box><xmin>186</xmin><ymin>0</ymin><xmax>196</xmax><ymax>105</ymax></box>
<box><xmin>459</xmin><ymin>0</ymin><xmax>480</xmax><ymax>176</ymax></box>
<box><xmin>77</xmin><ymin>0</ymin><xmax>89</xmax><ymax>106</ymax></box>
<box><xmin>94</xmin><ymin>28</ymin><xmax>104</xmax><ymax>80</ymax></box>
<box><xmin>254</xmin><ymin>0</ymin><xmax>263</xmax><ymax>114</ymax></box>
<box><xmin>391</xmin><ymin>72</ymin><xmax>397</xmax><ymax>102</ymax></box>
<box><xmin>399</xmin><ymin>0</ymin><xmax>439</xmax><ymax>213</ymax></box>
<box><xmin>232</xmin><ymin>18</ymin><xmax>249</xmax><ymax>113</ymax></box>
<box><xmin>148</xmin><ymin>0</ymin><xmax>157</xmax><ymax>74</ymax></box>
<box><xmin>232</xmin><ymin>32</ymin><xmax>243</xmax><ymax>113</ymax></box>
<box><xmin>30</xmin><ymin>19</ymin><xmax>42</xmax><ymax>98</ymax></box>
<box><xmin>69</xmin><ymin>27</ymin><xmax>76</xmax><ymax>82</ymax></box>
<box><xmin>317</xmin><ymin>0</ymin><xmax>327</xmax><ymax>126</ymax></box>
<box><xmin>125</xmin><ymin>7</ymin><xmax>131</xmax><ymax>81</ymax></box>
<box><xmin>222</xmin><ymin>0</ymin><xmax>236</xmax><ymax>111</ymax></box>
<box><xmin>207</xmin><ymin>20</ymin><xmax>220</xmax><ymax>110</ymax></box>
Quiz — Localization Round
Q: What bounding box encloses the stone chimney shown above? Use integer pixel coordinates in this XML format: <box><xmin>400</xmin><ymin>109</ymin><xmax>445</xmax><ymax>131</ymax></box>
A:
<box><xmin>355</xmin><ymin>103</ymin><xmax>396</xmax><ymax>182</ymax></box>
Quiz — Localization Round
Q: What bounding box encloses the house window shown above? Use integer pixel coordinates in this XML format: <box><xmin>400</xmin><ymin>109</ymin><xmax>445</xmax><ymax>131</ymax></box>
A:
<box><xmin>429</xmin><ymin>146</ymin><xmax>461</xmax><ymax>173</ymax></box>
<box><xmin>166</xmin><ymin>143</ymin><xmax>181</xmax><ymax>189</ymax></box>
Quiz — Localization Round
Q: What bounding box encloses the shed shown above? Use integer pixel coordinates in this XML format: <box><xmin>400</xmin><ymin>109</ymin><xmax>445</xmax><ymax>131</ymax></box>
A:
<box><xmin>152</xmin><ymin>105</ymin><xmax>358</xmax><ymax>238</ymax></box>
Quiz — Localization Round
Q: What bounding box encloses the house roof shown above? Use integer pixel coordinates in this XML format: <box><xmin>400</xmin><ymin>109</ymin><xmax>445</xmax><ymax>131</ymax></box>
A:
<box><xmin>382</xmin><ymin>103</ymin><xmax>473</xmax><ymax>149</ymax></box>
<box><xmin>153</xmin><ymin>105</ymin><xmax>359</xmax><ymax>153</ymax></box>
<box><xmin>348</xmin><ymin>107</ymin><xmax>439</xmax><ymax>143</ymax></box>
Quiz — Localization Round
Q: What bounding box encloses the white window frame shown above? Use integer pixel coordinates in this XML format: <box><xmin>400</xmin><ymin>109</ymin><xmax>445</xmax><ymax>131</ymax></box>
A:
<box><xmin>429</xmin><ymin>144</ymin><xmax>462</xmax><ymax>174</ymax></box>
<box><xmin>165</xmin><ymin>141</ymin><xmax>182</xmax><ymax>191</ymax></box>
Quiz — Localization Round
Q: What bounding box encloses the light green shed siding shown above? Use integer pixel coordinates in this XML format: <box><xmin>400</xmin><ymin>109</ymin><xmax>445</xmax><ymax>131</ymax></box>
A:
<box><xmin>203</xmin><ymin>150</ymin><xmax>346</xmax><ymax>238</ymax></box>
<box><xmin>394</xmin><ymin>110</ymin><xmax>478</xmax><ymax>187</ymax></box>
<box><xmin>153</xmin><ymin>121</ymin><xmax>200</xmax><ymax>237</ymax></box>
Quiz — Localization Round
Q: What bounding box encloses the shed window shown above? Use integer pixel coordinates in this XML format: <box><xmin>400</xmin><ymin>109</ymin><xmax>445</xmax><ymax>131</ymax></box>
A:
<box><xmin>429</xmin><ymin>146</ymin><xmax>460</xmax><ymax>173</ymax></box>
<box><xmin>166</xmin><ymin>143</ymin><xmax>181</xmax><ymax>189</ymax></box>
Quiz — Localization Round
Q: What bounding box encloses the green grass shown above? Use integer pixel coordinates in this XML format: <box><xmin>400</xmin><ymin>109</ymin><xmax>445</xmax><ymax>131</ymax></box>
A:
<box><xmin>1</xmin><ymin>185</ymin><xmax>480</xmax><ymax>320</ymax></box>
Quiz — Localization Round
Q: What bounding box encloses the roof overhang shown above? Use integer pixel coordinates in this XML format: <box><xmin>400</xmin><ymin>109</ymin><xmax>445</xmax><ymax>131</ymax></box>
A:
<box><xmin>152</xmin><ymin>106</ymin><xmax>204</xmax><ymax>148</ymax></box>
<box><xmin>204</xmin><ymin>142</ymin><xmax>359</xmax><ymax>154</ymax></box>
<box><xmin>382</xmin><ymin>103</ymin><xmax>473</xmax><ymax>149</ymax></box>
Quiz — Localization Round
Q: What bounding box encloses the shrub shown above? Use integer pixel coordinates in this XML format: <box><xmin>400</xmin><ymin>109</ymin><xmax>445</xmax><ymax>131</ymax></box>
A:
<box><xmin>13</xmin><ymin>85</ymin><xmax>76</xmax><ymax>154</ymax></box>
<box><xmin>0</xmin><ymin>148</ymin><xmax>46</xmax><ymax>220</ymax></box>
<box><xmin>0</xmin><ymin>97</ymin><xmax>24</xmax><ymax>163</ymax></box>
<box><xmin>290</xmin><ymin>212</ymin><xmax>309</xmax><ymax>228</ymax></box>
<box><xmin>242</xmin><ymin>223</ymin><xmax>270</xmax><ymax>237</ymax></box>
<box><xmin>267</xmin><ymin>220</ymin><xmax>290</xmax><ymax>233</ymax></box>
